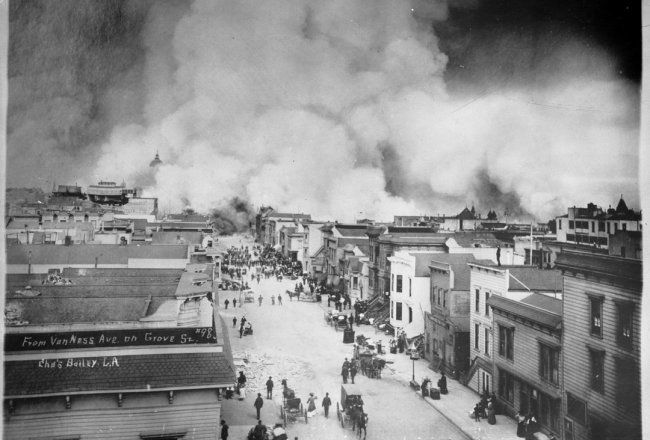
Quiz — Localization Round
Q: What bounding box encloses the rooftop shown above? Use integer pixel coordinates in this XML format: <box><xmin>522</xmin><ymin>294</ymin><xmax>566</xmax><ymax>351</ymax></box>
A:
<box><xmin>6</xmin><ymin>244</ymin><xmax>189</xmax><ymax>265</ymax></box>
<box><xmin>5</xmin><ymin>351</ymin><xmax>235</xmax><ymax>398</ymax></box>
<box><xmin>333</xmin><ymin>224</ymin><xmax>370</xmax><ymax>237</ymax></box>
<box><xmin>555</xmin><ymin>250</ymin><xmax>642</xmax><ymax>285</ymax></box>
<box><xmin>429</xmin><ymin>254</ymin><xmax>491</xmax><ymax>291</ymax></box>
<box><xmin>508</xmin><ymin>268</ymin><xmax>562</xmax><ymax>292</ymax></box>
<box><xmin>488</xmin><ymin>294</ymin><xmax>562</xmax><ymax>330</ymax></box>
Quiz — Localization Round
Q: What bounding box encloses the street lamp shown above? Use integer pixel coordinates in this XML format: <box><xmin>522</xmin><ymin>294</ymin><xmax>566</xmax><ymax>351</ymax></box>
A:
<box><xmin>409</xmin><ymin>341</ymin><xmax>419</xmax><ymax>383</ymax></box>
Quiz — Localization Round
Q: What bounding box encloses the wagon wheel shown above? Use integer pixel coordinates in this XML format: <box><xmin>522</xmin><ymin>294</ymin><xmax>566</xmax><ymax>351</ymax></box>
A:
<box><xmin>336</xmin><ymin>402</ymin><xmax>341</xmax><ymax>422</ymax></box>
<box><xmin>280</xmin><ymin>406</ymin><xmax>285</xmax><ymax>420</ymax></box>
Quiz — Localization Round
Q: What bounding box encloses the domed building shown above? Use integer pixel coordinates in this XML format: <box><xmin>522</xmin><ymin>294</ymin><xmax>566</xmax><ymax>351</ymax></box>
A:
<box><xmin>149</xmin><ymin>151</ymin><xmax>162</xmax><ymax>168</ymax></box>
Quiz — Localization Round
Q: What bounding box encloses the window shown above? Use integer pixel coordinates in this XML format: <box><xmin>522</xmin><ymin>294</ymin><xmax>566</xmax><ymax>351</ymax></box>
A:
<box><xmin>598</xmin><ymin>221</ymin><xmax>605</xmax><ymax>231</ymax></box>
<box><xmin>539</xmin><ymin>343</ymin><xmax>559</xmax><ymax>385</ymax></box>
<box><xmin>614</xmin><ymin>223</ymin><xmax>618</xmax><ymax>232</ymax></box>
<box><xmin>616</xmin><ymin>302</ymin><xmax>634</xmax><ymax>348</ymax></box>
<box><xmin>498</xmin><ymin>369</ymin><xmax>514</xmax><ymax>403</ymax></box>
<box><xmin>589</xmin><ymin>297</ymin><xmax>603</xmax><ymax>337</ymax></box>
<box><xmin>615</xmin><ymin>357</ymin><xmax>638</xmax><ymax>410</ymax></box>
<box><xmin>498</xmin><ymin>325</ymin><xmax>514</xmax><ymax>360</ymax></box>
<box><xmin>437</xmin><ymin>288</ymin><xmax>441</xmax><ymax>305</ymax></box>
<box><xmin>474</xmin><ymin>323</ymin><xmax>479</xmax><ymax>349</ymax></box>
<box><xmin>390</xmin><ymin>300</ymin><xmax>394</xmax><ymax>318</ymax></box>
<box><xmin>622</xmin><ymin>223</ymin><xmax>627</xmax><ymax>231</ymax></box>
<box><xmin>408</xmin><ymin>307</ymin><xmax>413</xmax><ymax>323</ymax></box>
<box><xmin>430</xmin><ymin>283</ymin><xmax>435</xmax><ymax>306</ymax></box>
<box><xmin>352</xmin><ymin>276</ymin><xmax>358</xmax><ymax>289</ymax></box>
<box><xmin>396</xmin><ymin>275</ymin><xmax>403</xmax><ymax>293</ymax></box>
<box><xmin>591</xmin><ymin>222</ymin><xmax>594</xmax><ymax>232</ymax></box>
<box><xmin>558</xmin><ymin>220</ymin><xmax>562</xmax><ymax>230</ymax></box>
<box><xmin>391</xmin><ymin>274</ymin><xmax>394</xmax><ymax>291</ymax></box>
<box><xmin>566</xmin><ymin>393</ymin><xmax>586</xmax><ymax>425</ymax></box>
<box><xmin>607</xmin><ymin>222</ymin><xmax>610</xmax><ymax>233</ymax></box>
<box><xmin>589</xmin><ymin>348</ymin><xmax>605</xmax><ymax>393</ymax></box>
<box><xmin>485</xmin><ymin>292</ymin><xmax>490</xmax><ymax>316</ymax></box>
<box><xmin>408</xmin><ymin>278</ymin><xmax>412</xmax><ymax>296</ymax></box>
<box><xmin>539</xmin><ymin>393</ymin><xmax>560</xmax><ymax>432</ymax></box>
<box><xmin>396</xmin><ymin>302</ymin><xmax>403</xmax><ymax>320</ymax></box>
<box><xmin>484</xmin><ymin>328</ymin><xmax>490</xmax><ymax>355</ymax></box>
<box><xmin>569</xmin><ymin>220</ymin><xmax>574</xmax><ymax>229</ymax></box>
<box><xmin>475</xmin><ymin>289</ymin><xmax>480</xmax><ymax>312</ymax></box>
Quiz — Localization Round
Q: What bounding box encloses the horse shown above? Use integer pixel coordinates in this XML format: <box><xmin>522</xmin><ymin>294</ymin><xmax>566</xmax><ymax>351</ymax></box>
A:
<box><xmin>355</xmin><ymin>411</ymin><xmax>368</xmax><ymax>439</ymax></box>
<box><xmin>281</xmin><ymin>379</ymin><xmax>295</xmax><ymax>401</ymax></box>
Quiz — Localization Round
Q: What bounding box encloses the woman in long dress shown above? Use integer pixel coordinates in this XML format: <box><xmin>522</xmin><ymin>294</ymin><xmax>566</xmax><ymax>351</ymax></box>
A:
<box><xmin>487</xmin><ymin>402</ymin><xmax>496</xmax><ymax>424</ymax></box>
<box><xmin>307</xmin><ymin>393</ymin><xmax>318</xmax><ymax>417</ymax></box>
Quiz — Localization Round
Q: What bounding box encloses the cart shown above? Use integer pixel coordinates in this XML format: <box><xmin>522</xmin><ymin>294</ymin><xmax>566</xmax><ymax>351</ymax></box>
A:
<box><xmin>280</xmin><ymin>397</ymin><xmax>307</xmax><ymax>426</ymax></box>
<box><xmin>243</xmin><ymin>289</ymin><xmax>255</xmax><ymax>303</ymax></box>
<box><xmin>336</xmin><ymin>384</ymin><xmax>363</xmax><ymax>428</ymax></box>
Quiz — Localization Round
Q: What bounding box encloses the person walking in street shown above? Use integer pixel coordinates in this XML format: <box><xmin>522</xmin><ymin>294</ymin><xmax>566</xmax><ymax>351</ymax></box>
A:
<box><xmin>277</xmin><ymin>293</ymin><xmax>282</xmax><ymax>305</ymax></box>
<box><xmin>306</xmin><ymin>393</ymin><xmax>317</xmax><ymax>417</ymax></box>
<box><xmin>220</xmin><ymin>420</ymin><xmax>229</xmax><ymax>440</ymax></box>
<box><xmin>322</xmin><ymin>392</ymin><xmax>331</xmax><ymax>418</ymax></box>
<box><xmin>487</xmin><ymin>401</ymin><xmax>496</xmax><ymax>425</ymax></box>
<box><xmin>239</xmin><ymin>322</ymin><xmax>244</xmax><ymax>338</ymax></box>
<box><xmin>254</xmin><ymin>393</ymin><xmax>264</xmax><ymax>419</ymax></box>
<box><xmin>224</xmin><ymin>298</ymin><xmax>230</xmax><ymax>309</ymax></box>
<box><xmin>341</xmin><ymin>358</ymin><xmax>350</xmax><ymax>384</ymax></box>
<box><xmin>252</xmin><ymin>420</ymin><xmax>266</xmax><ymax>440</ymax></box>
<box><xmin>350</xmin><ymin>361</ymin><xmax>358</xmax><ymax>384</ymax></box>
<box><xmin>266</xmin><ymin>377</ymin><xmax>274</xmax><ymax>399</ymax></box>
<box><xmin>233</xmin><ymin>298</ymin><xmax>237</xmax><ymax>308</ymax></box>
<box><xmin>258</xmin><ymin>294</ymin><xmax>263</xmax><ymax>306</ymax></box>
<box><xmin>233</xmin><ymin>316</ymin><xmax>238</xmax><ymax>328</ymax></box>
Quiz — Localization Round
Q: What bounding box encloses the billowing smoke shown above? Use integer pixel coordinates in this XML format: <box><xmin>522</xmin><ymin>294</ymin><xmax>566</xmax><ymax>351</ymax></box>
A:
<box><xmin>8</xmin><ymin>0</ymin><xmax>640</xmax><ymax>222</ymax></box>
<box><xmin>210</xmin><ymin>197</ymin><xmax>254</xmax><ymax>236</ymax></box>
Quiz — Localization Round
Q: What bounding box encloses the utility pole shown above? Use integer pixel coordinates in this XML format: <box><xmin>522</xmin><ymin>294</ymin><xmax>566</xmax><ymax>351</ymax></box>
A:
<box><xmin>529</xmin><ymin>222</ymin><xmax>534</xmax><ymax>266</ymax></box>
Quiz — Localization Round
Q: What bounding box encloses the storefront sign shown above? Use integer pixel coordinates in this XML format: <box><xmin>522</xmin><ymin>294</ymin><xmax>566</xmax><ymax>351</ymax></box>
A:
<box><xmin>6</xmin><ymin>327</ymin><xmax>217</xmax><ymax>351</ymax></box>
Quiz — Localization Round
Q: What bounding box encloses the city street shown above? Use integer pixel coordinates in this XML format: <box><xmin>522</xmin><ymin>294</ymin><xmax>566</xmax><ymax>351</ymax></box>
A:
<box><xmin>218</xmin><ymin>243</ymin><xmax>468</xmax><ymax>440</ymax></box>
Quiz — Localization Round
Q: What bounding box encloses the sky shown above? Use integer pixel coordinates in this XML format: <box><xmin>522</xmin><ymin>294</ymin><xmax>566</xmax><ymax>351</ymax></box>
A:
<box><xmin>6</xmin><ymin>0</ymin><xmax>642</xmax><ymax>222</ymax></box>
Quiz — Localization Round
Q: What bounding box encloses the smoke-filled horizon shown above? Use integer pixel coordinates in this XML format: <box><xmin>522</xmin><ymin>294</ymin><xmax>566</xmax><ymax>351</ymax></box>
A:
<box><xmin>7</xmin><ymin>0</ymin><xmax>641</xmax><ymax>222</ymax></box>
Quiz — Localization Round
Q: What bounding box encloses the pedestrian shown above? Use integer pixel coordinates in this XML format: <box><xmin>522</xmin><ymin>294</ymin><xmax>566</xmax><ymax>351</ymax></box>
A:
<box><xmin>220</xmin><ymin>419</ymin><xmax>229</xmax><ymax>440</ymax></box>
<box><xmin>224</xmin><ymin>298</ymin><xmax>230</xmax><ymax>309</ymax></box>
<box><xmin>327</xmin><ymin>295</ymin><xmax>331</xmax><ymax>307</ymax></box>
<box><xmin>321</xmin><ymin>392</ymin><xmax>332</xmax><ymax>418</ymax></box>
<box><xmin>438</xmin><ymin>372</ymin><xmax>448</xmax><ymax>394</ymax></box>
<box><xmin>487</xmin><ymin>401</ymin><xmax>496</xmax><ymax>425</ymax></box>
<box><xmin>348</xmin><ymin>314</ymin><xmax>354</xmax><ymax>328</ymax></box>
<box><xmin>342</xmin><ymin>358</ymin><xmax>350</xmax><ymax>384</ymax></box>
<box><xmin>516</xmin><ymin>411</ymin><xmax>527</xmax><ymax>437</ymax></box>
<box><xmin>239</xmin><ymin>323</ymin><xmax>244</xmax><ymax>338</ymax></box>
<box><xmin>350</xmin><ymin>361</ymin><xmax>358</xmax><ymax>384</ymax></box>
<box><xmin>238</xmin><ymin>371</ymin><xmax>247</xmax><ymax>389</ymax></box>
<box><xmin>252</xmin><ymin>420</ymin><xmax>266</xmax><ymax>440</ymax></box>
<box><xmin>278</xmin><ymin>293</ymin><xmax>282</xmax><ymax>305</ymax></box>
<box><xmin>266</xmin><ymin>376</ymin><xmax>274</xmax><ymax>399</ymax></box>
<box><xmin>233</xmin><ymin>298</ymin><xmax>237</xmax><ymax>308</ymax></box>
<box><xmin>271</xmin><ymin>295</ymin><xmax>275</xmax><ymax>305</ymax></box>
<box><xmin>258</xmin><ymin>294</ymin><xmax>263</xmax><ymax>306</ymax></box>
<box><xmin>233</xmin><ymin>316</ymin><xmax>238</xmax><ymax>328</ymax></box>
<box><xmin>474</xmin><ymin>403</ymin><xmax>482</xmax><ymax>422</ymax></box>
<box><xmin>306</xmin><ymin>393</ymin><xmax>317</xmax><ymax>417</ymax></box>
<box><xmin>254</xmin><ymin>393</ymin><xmax>264</xmax><ymax>419</ymax></box>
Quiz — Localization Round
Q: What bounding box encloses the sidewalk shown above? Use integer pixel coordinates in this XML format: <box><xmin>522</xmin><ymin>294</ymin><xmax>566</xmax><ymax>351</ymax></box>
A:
<box><xmin>321</xmin><ymin>300</ymin><xmax>521</xmax><ymax>440</ymax></box>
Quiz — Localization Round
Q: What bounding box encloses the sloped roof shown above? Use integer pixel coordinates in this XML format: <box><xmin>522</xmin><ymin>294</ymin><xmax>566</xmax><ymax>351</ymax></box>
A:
<box><xmin>429</xmin><ymin>254</ymin><xmax>493</xmax><ymax>291</ymax></box>
<box><xmin>455</xmin><ymin>207</ymin><xmax>477</xmax><ymax>220</ymax></box>
<box><xmin>5</xmin><ymin>218</ymin><xmax>41</xmax><ymax>229</ymax></box>
<box><xmin>409</xmin><ymin>252</ymin><xmax>443</xmax><ymax>277</ymax></box>
<box><xmin>508</xmin><ymin>268</ymin><xmax>562</xmax><ymax>292</ymax></box>
<box><xmin>333</xmin><ymin>224</ymin><xmax>369</xmax><ymax>237</ymax></box>
<box><xmin>378</xmin><ymin>235</ymin><xmax>448</xmax><ymax>245</ymax></box>
<box><xmin>166</xmin><ymin>214</ymin><xmax>210</xmax><ymax>222</ymax></box>
<box><xmin>6</xmin><ymin>244</ymin><xmax>188</xmax><ymax>265</ymax></box>
<box><xmin>5</xmin><ymin>352</ymin><xmax>235</xmax><ymax>397</ymax></box>
<box><xmin>488</xmin><ymin>294</ymin><xmax>561</xmax><ymax>330</ymax></box>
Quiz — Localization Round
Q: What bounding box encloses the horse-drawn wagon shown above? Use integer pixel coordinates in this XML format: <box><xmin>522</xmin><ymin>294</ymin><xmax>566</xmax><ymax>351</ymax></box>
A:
<box><xmin>336</xmin><ymin>384</ymin><xmax>367</xmax><ymax>438</ymax></box>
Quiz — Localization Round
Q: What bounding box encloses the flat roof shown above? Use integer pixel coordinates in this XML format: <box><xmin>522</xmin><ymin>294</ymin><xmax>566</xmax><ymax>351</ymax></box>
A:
<box><xmin>7</xmin><ymin>244</ymin><xmax>189</xmax><ymax>265</ymax></box>
<box><xmin>5</xmin><ymin>351</ymin><xmax>235</xmax><ymax>397</ymax></box>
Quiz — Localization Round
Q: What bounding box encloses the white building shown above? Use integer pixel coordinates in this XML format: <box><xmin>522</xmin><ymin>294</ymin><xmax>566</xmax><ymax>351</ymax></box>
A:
<box><xmin>388</xmin><ymin>251</ymin><xmax>441</xmax><ymax>338</ymax></box>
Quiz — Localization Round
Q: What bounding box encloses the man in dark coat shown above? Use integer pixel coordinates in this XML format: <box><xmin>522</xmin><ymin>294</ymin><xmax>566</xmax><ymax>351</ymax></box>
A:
<box><xmin>224</xmin><ymin>298</ymin><xmax>230</xmax><ymax>309</ymax></box>
<box><xmin>322</xmin><ymin>392</ymin><xmax>331</xmax><ymax>418</ymax></box>
<box><xmin>266</xmin><ymin>376</ymin><xmax>274</xmax><ymax>399</ymax></box>
<box><xmin>252</xmin><ymin>420</ymin><xmax>266</xmax><ymax>440</ymax></box>
<box><xmin>239</xmin><ymin>322</ymin><xmax>244</xmax><ymax>338</ymax></box>
<box><xmin>350</xmin><ymin>361</ymin><xmax>358</xmax><ymax>384</ymax></box>
<box><xmin>438</xmin><ymin>372</ymin><xmax>448</xmax><ymax>394</ymax></box>
<box><xmin>233</xmin><ymin>316</ymin><xmax>238</xmax><ymax>328</ymax></box>
<box><xmin>254</xmin><ymin>393</ymin><xmax>264</xmax><ymax>419</ymax></box>
<box><xmin>220</xmin><ymin>419</ymin><xmax>229</xmax><ymax>440</ymax></box>
<box><xmin>341</xmin><ymin>358</ymin><xmax>350</xmax><ymax>383</ymax></box>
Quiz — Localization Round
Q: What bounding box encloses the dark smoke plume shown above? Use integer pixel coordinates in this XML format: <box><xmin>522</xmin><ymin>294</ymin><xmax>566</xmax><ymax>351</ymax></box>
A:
<box><xmin>210</xmin><ymin>197</ymin><xmax>254</xmax><ymax>236</ymax></box>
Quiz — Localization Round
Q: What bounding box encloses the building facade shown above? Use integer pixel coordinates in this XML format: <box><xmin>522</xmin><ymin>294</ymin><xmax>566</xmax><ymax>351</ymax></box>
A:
<box><xmin>555</xmin><ymin>251</ymin><xmax>642</xmax><ymax>440</ymax></box>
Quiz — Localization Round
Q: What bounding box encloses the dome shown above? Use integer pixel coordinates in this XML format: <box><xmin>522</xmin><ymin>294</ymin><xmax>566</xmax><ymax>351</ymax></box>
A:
<box><xmin>149</xmin><ymin>152</ymin><xmax>162</xmax><ymax>168</ymax></box>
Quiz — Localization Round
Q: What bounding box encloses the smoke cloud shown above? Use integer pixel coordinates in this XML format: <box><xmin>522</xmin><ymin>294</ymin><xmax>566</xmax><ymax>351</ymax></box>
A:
<box><xmin>8</xmin><ymin>0</ymin><xmax>640</xmax><ymax>222</ymax></box>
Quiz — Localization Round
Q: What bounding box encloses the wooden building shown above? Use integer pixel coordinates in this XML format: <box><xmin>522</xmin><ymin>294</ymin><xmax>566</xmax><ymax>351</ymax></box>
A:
<box><xmin>488</xmin><ymin>293</ymin><xmax>563</xmax><ymax>437</ymax></box>
<box><xmin>555</xmin><ymin>251</ymin><xmax>642</xmax><ymax>440</ymax></box>
<box><xmin>4</xmin><ymin>265</ymin><xmax>236</xmax><ymax>439</ymax></box>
